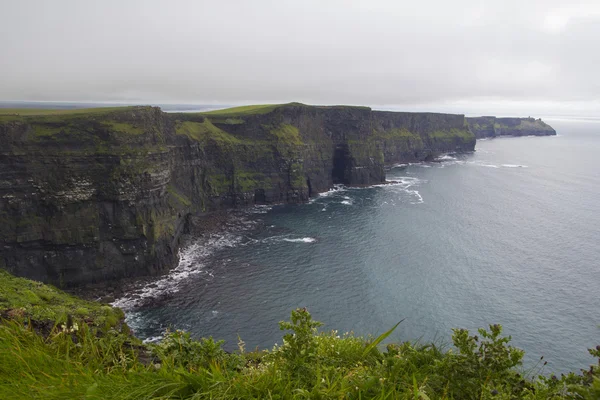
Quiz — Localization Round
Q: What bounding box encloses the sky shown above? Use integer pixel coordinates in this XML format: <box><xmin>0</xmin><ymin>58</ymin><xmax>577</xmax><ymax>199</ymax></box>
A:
<box><xmin>1</xmin><ymin>0</ymin><xmax>599</xmax><ymax>116</ymax></box>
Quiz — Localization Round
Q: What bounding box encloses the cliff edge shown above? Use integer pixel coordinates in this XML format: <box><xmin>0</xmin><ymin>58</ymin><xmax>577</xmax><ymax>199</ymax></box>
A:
<box><xmin>0</xmin><ymin>103</ymin><xmax>475</xmax><ymax>286</ymax></box>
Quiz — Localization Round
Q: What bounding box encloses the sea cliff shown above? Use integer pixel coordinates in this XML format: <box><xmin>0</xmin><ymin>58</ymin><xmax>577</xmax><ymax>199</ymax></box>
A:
<box><xmin>0</xmin><ymin>103</ymin><xmax>475</xmax><ymax>286</ymax></box>
<box><xmin>467</xmin><ymin>116</ymin><xmax>556</xmax><ymax>138</ymax></box>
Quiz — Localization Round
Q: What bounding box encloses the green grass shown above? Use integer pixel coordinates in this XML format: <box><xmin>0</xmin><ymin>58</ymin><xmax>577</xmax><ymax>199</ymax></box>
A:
<box><xmin>0</xmin><ymin>106</ymin><xmax>153</xmax><ymax>140</ymax></box>
<box><xmin>201</xmin><ymin>103</ymin><xmax>371</xmax><ymax>119</ymax></box>
<box><xmin>1</xmin><ymin>297</ymin><xmax>599</xmax><ymax>400</ymax></box>
<box><xmin>0</xmin><ymin>106</ymin><xmax>138</xmax><ymax>117</ymax></box>
<box><xmin>0</xmin><ymin>270</ymin><xmax>123</xmax><ymax>329</ymax></box>
<box><xmin>0</xmin><ymin>271</ymin><xmax>599</xmax><ymax>399</ymax></box>
<box><xmin>201</xmin><ymin>104</ymin><xmax>282</xmax><ymax>117</ymax></box>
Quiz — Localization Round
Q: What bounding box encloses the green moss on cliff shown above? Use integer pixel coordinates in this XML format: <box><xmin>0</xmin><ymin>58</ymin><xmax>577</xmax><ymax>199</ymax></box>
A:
<box><xmin>206</xmin><ymin>174</ymin><xmax>233</xmax><ymax>195</ymax></box>
<box><xmin>105</xmin><ymin>121</ymin><xmax>144</xmax><ymax>135</ymax></box>
<box><xmin>235</xmin><ymin>172</ymin><xmax>272</xmax><ymax>192</ymax></box>
<box><xmin>175</xmin><ymin>120</ymin><xmax>243</xmax><ymax>144</ymax></box>
<box><xmin>372</xmin><ymin>128</ymin><xmax>418</xmax><ymax>140</ymax></box>
<box><xmin>430</xmin><ymin>128</ymin><xmax>474</xmax><ymax>141</ymax></box>
<box><xmin>167</xmin><ymin>185</ymin><xmax>192</xmax><ymax>207</ymax></box>
<box><xmin>289</xmin><ymin>162</ymin><xmax>308</xmax><ymax>188</ymax></box>
<box><xmin>269</xmin><ymin>123</ymin><xmax>303</xmax><ymax>145</ymax></box>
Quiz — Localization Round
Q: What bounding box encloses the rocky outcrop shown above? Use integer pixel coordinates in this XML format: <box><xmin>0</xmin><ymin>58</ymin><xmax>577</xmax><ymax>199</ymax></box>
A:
<box><xmin>467</xmin><ymin>116</ymin><xmax>556</xmax><ymax>139</ymax></box>
<box><xmin>0</xmin><ymin>103</ymin><xmax>475</xmax><ymax>286</ymax></box>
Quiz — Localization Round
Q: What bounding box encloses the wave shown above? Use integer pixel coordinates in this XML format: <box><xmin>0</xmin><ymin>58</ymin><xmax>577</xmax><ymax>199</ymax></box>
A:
<box><xmin>437</xmin><ymin>154</ymin><xmax>457</xmax><ymax>161</ymax></box>
<box><xmin>502</xmin><ymin>164</ymin><xmax>528</xmax><ymax>168</ymax></box>
<box><xmin>391</xmin><ymin>163</ymin><xmax>409</xmax><ymax>168</ymax></box>
<box><xmin>112</xmin><ymin>232</ymin><xmax>244</xmax><ymax>311</ymax></box>
<box><xmin>317</xmin><ymin>184</ymin><xmax>347</xmax><ymax>198</ymax></box>
<box><xmin>466</xmin><ymin>161</ymin><xmax>528</xmax><ymax>169</ymax></box>
<box><xmin>371</xmin><ymin>176</ymin><xmax>426</xmax><ymax>204</ymax></box>
<box><xmin>408</xmin><ymin>190</ymin><xmax>424</xmax><ymax>204</ymax></box>
<box><xmin>282</xmin><ymin>237</ymin><xmax>317</xmax><ymax>243</ymax></box>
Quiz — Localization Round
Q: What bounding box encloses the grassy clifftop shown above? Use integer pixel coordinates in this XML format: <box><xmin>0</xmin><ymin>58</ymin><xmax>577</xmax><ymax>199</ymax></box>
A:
<box><xmin>0</xmin><ymin>270</ymin><xmax>124</xmax><ymax>329</ymax></box>
<box><xmin>467</xmin><ymin>116</ymin><xmax>556</xmax><ymax>139</ymax></box>
<box><xmin>1</xmin><ymin>272</ymin><xmax>599</xmax><ymax>399</ymax></box>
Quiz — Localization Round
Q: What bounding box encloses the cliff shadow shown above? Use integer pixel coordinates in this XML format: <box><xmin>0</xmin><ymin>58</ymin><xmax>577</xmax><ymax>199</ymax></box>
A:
<box><xmin>332</xmin><ymin>145</ymin><xmax>352</xmax><ymax>184</ymax></box>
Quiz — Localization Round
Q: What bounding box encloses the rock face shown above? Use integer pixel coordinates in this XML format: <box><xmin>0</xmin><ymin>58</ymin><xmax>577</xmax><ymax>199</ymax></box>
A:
<box><xmin>0</xmin><ymin>103</ymin><xmax>475</xmax><ymax>286</ymax></box>
<box><xmin>467</xmin><ymin>116</ymin><xmax>556</xmax><ymax>138</ymax></box>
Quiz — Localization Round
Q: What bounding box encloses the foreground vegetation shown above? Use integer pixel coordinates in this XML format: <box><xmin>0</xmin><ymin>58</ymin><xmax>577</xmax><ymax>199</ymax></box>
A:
<box><xmin>1</xmin><ymin>273</ymin><xmax>599</xmax><ymax>399</ymax></box>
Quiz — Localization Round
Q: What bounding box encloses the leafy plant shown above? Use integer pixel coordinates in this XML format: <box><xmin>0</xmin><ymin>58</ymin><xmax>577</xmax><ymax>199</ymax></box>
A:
<box><xmin>151</xmin><ymin>329</ymin><xmax>241</xmax><ymax>372</ymax></box>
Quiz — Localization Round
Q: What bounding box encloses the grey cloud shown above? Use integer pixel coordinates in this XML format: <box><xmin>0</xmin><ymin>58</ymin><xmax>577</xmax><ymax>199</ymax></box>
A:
<box><xmin>1</xmin><ymin>0</ymin><xmax>599</xmax><ymax>115</ymax></box>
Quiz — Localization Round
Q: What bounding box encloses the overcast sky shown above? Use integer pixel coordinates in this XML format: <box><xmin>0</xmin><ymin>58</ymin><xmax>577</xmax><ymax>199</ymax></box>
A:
<box><xmin>2</xmin><ymin>0</ymin><xmax>599</xmax><ymax>116</ymax></box>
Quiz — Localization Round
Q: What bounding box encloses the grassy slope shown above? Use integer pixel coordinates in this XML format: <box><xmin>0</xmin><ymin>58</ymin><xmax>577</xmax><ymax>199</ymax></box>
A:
<box><xmin>0</xmin><ymin>107</ymin><xmax>138</xmax><ymax>116</ymax></box>
<box><xmin>201</xmin><ymin>104</ymin><xmax>282</xmax><ymax>117</ymax></box>
<box><xmin>0</xmin><ymin>270</ymin><xmax>124</xmax><ymax>329</ymax></box>
<box><xmin>0</xmin><ymin>272</ymin><xmax>599</xmax><ymax>399</ymax></box>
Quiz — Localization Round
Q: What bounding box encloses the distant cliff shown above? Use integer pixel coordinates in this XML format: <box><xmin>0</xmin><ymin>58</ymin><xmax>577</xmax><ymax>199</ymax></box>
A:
<box><xmin>0</xmin><ymin>103</ymin><xmax>474</xmax><ymax>286</ymax></box>
<box><xmin>467</xmin><ymin>116</ymin><xmax>556</xmax><ymax>138</ymax></box>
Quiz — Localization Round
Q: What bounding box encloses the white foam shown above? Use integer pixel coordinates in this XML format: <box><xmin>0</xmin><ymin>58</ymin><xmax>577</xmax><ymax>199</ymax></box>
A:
<box><xmin>250</xmin><ymin>205</ymin><xmax>273</xmax><ymax>214</ymax></box>
<box><xmin>341</xmin><ymin>200</ymin><xmax>352</xmax><ymax>205</ymax></box>
<box><xmin>437</xmin><ymin>154</ymin><xmax>457</xmax><ymax>161</ymax></box>
<box><xmin>409</xmin><ymin>190</ymin><xmax>424</xmax><ymax>204</ymax></box>
<box><xmin>375</xmin><ymin>176</ymin><xmax>426</xmax><ymax>204</ymax></box>
<box><xmin>112</xmin><ymin>232</ymin><xmax>243</xmax><ymax>310</ymax></box>
<box><xmin>282</xmin><ymin>237</ymin><xmax>317</xmax><ymax>243</ymax></box>
<box><xmin>318</xmin><ymin>184</ymin><xmax>347</xmax><ymax>198</ymax></box>
<box><xmin>502</xmin><ymin>164</ymin><xmax>528</xmax><ymax>168</ymax></box>
<box><xmin>143</xmin><ymin>335</ymin><xmax>164</xmax><ymax>344</ymax></box>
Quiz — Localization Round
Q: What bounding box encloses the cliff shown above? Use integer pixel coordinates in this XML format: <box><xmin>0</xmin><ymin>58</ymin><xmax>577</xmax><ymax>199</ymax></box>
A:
<box><xmin>467</xmin><ymin>116</ymin><xmax>556</xmax><ymax>139</ymax></box>
<box><xmin>0</xmin><ymin>103</ymin><xmax>474</xmax><ymax>286</ymax></box>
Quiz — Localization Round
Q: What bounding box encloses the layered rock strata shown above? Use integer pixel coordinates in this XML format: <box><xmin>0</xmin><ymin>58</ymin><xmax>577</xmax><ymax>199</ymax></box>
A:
<box><xmin>0</xmin><ymin>103</ymin><xmax>478</xmax><ymax>285</ymax></box>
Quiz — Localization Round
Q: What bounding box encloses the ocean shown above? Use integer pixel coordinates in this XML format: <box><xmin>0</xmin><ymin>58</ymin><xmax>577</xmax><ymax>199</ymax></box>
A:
<box><xmin>115</xmin><ymin>118</ymin><xmax>600</xmax><ymax>374</ymax></box>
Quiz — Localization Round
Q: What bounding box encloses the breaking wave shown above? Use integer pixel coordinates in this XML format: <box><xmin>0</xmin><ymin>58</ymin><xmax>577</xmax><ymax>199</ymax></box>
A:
<box><xmin>111</xmin><ymin>233</ymin><xmax>243</xmax><ymax>311</ymax></box>
<box><xmin>282</xmin><ymin>237</ymin><xmax>317</xmax><ymax>243</ymax></box>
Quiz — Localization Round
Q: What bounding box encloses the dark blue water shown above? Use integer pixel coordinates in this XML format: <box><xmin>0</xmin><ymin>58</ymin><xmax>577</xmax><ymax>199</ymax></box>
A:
<box><xmin>118</xmin><ymin>119</ymin><xmax>600</xmax><ymax>373</ymax></box>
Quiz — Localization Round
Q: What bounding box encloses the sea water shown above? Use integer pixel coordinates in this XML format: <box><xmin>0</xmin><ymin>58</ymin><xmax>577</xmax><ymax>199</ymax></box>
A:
<box><xmin>116</xmin><ymin>118</ymin><xmax>600</xmax><ymax>373</ymax></box>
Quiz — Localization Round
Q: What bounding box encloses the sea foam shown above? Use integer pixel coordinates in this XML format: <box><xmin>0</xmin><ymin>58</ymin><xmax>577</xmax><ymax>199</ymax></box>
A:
<box><xmin>282</xmin><ymin>237</ymin><xmax>317</xmax><ymax>243</ymax></box>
